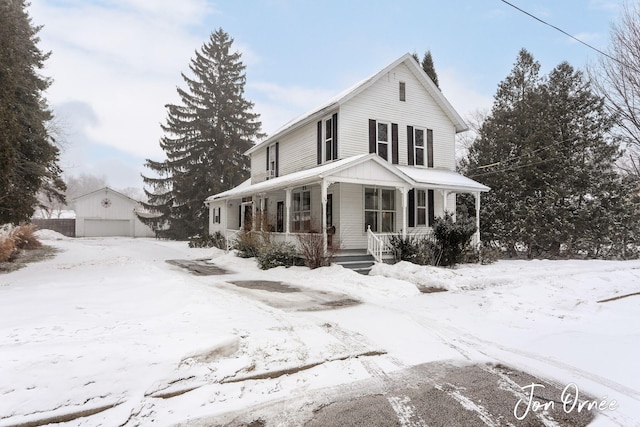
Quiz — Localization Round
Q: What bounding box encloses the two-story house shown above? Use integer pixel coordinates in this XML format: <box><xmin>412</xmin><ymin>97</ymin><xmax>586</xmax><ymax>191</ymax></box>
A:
<box><xmin>205</xmin><ymin>53</ymin><xmax>489</xmax><ymax>259</ymax></box>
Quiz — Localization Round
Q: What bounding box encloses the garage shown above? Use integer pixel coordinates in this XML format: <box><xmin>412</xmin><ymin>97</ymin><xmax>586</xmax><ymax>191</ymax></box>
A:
<box><xmin>72</xmin><ymin>187</ymin><xmax>155</xmax><ymax>238</ymax></box>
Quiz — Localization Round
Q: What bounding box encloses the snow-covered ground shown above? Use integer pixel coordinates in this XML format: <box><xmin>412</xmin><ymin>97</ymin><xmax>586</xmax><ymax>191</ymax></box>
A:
<box><xmin>0</xmin><ymin>232</ymin><xmax>638</xmax><ymax>426</ymax></box>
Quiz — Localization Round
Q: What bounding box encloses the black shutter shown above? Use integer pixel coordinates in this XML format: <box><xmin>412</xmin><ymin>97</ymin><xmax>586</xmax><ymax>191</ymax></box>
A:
<box><xmin>266</xmin><ymin>146</ymin><xmax>270</xmax><ymax>171</ymax></box>
<box><xmin>407</xmin><ymin>126</ymin><xmax>414</xmax><ymax>165</ymax></box>
<box><xmin>332</xmin><ymin>113</ymin><xmax>338</xmax><ymax>160</ymax></box>
<box><xmin>428</xmin><ymin>190</ymin><xmax>435</xmax><ymax>226</ymax></box>
<box><xmin>391</xmin><ymin>123</ymin><xmax>398</xmax><ymax>164</ymax></box>
<box><xmin>238</xmin><ymin>205</ymin><xmax>242</xmax><ymax>228</ymax></box>
<box><xmin>427</xmin><ymin>129</ymin><xmax>434</xmax><ymax>167</ymax></box>
<box><xmin>317</xmin><ymin>120</ymin><xmax>322</xmax><ymax>164</ymax></box>
<box><xmin>368</xmin><ymin>119</ymin><xmax>376</xmax><ymax>153</ymax></box>
<box><xmin>275</xmin><ymin>142</ymin><xmax>280</xmax><ymax>177</ymax></box>
<box><xmin>408</xmin><ymin>189</ymin><xmax>415</xmax><ymax>227</ymax></box>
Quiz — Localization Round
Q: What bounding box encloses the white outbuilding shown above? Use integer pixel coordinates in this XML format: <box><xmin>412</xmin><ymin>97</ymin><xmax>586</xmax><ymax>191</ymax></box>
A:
<box><xmin>72</xmin><ymin>187</ymin><xmax>155</xmax><ymax>238</ymax></box>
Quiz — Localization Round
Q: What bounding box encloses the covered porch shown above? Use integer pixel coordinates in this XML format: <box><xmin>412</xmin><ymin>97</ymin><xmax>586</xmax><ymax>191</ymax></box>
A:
<box><xmin>206</xmin><ymin>154</ymin><xmax>489</xmax><ymax>261</ymax></box>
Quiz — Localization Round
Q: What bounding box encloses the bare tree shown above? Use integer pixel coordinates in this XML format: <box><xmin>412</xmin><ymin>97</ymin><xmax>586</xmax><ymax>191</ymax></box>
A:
<box><xmin>589</xmin><ymin>1</ymin><xmax>640</xmax><ymax>177</ymax></box>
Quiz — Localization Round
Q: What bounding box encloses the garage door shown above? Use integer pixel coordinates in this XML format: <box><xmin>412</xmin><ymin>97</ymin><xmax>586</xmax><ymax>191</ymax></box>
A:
<box><xmin>84</xmin><ymin>219</ymin><xmax>132</xmax><ymax>237</ymax></box>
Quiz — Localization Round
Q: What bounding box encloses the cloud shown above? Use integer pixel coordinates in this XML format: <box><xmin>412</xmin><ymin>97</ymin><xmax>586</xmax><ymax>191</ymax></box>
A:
<box><xmin>249</xmin><ymin>82</ymin><xmax>337</xmax><ymax>135</ymax></box>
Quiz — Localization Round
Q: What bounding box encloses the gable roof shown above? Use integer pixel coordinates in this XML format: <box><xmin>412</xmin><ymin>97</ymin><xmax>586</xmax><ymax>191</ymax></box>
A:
<box><xmin>246</xmin><ymin>53</ymin><xmax>468</xmax><ymax>155</ymax></box>
<box><xmin>71</xmin><ymin>187</ymin><xmax>139</xmax><ymax>204</ymax></box>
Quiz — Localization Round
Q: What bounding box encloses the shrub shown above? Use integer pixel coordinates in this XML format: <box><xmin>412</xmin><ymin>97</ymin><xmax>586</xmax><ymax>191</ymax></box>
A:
<box><xmin>432</xmin><ymin>212</ymin><xmax>477</xmax><ymax>267</ymax></box>
<box><xmin>12</xmin><ymin>224</ymin><xmax>42</xmax><ymax>250</ymax></box>
<box><xmin>389</xmin><ymin>234</ymin><xmax>441</xmax><ymax>266</ymax></box>
<box><xmin>188</xmin><ymin>232</ymin><xmax>226</xmax><ymax>250</ymax></box>
<box><xmin>0</xmin><ymin>235</ymin><xmax>18</xmax><ymax>263</ymax></box>
<box><xmin>463</xmin><ymin>242</ymin><xmax>502</xmax><ymax>265</ymax></box>
<box><xmin>257</xmin><ymin>241</ymin><xmax>298</xmax><ymax>270</ymax></box>
<box><xmin>233</xmin><ymin>231</ymin><xmax>262</xmax><ymax>258</ymax></box>
<box><xmin>296</xmin><ymin>232</ymin><xmax>339</xmax><ymax>269</ymax></box>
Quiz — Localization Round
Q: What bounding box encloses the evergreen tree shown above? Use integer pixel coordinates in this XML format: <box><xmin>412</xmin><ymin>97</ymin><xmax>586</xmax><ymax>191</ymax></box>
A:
<box><xmin>462</xmin><ymin>49</ymin><xmax>637</xmax><ymax>258</ymax></box>
<box><xmin>412</xmin><ymin>50</ymin><xmax>440</xmax><ymax>88</ymax></box>
<box><xmin>0</xmin><ymin>0</ymin><xmax>65</xmax><ymax>224</ymax></box>
<box><xmin>140</xmin><ymin>28</ymin><xmax>263</xmax><ymax>239</ymax></box>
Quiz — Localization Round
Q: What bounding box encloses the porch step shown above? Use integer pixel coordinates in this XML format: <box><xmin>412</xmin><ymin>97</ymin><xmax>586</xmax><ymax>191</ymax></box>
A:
<box><xmin>333</xmin><ymin>252</ymin><xmax>375</xmax><ymax>275</ymax></box>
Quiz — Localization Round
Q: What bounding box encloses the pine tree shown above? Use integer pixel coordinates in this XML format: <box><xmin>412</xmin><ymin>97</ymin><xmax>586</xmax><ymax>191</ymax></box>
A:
<box><xmin>0</xmin><ymin>0</ymin><xmax>65</xmax><ymax>224</ymax></box>
<box><xmin>141</xmin><ymin>28</ymin><xmax>263</xmax><ymax>239</ymax></box>
<box><xmin>462</xmin><ymin>49</ymin><xmax>636</xmax><ymax>257</ymax></box>
<box><xmin>412</xmin><ymin>50</ymin><xmax>440</xmax><ymax>88</ymax></box>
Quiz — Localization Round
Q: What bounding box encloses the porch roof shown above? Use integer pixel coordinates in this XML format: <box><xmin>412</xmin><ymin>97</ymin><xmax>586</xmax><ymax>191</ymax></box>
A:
<box><xmin>396</xmin><ymin>166</ymin><xmax>490</xmax><ymax>193</ymax></box>
<box><xmin>206</xmin><ymin>154</ymin><xmax>489</xmax><ymax>203</ymax></box>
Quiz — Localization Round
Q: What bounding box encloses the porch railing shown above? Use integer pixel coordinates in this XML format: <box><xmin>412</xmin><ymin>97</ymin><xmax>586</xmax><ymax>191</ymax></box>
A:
<box><xmin>367</xmin><ymin>226</ymin><xmax>385</xmax><ymax>263</ymax></box>
<box><xmin>225</xmin><ymin>229</ymin><xmax>242</xmax><ymax>253</ymax></box>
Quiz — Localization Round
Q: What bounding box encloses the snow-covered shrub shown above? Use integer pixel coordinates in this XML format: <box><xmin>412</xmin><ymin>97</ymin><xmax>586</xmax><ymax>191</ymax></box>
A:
<box><xmin>233</xmin><ymin>231</ymin><xmax>262</xmax><ymax>258</ymax></box>
<box><xmin>388</xmin><ymin>234</ymin><xmax>441</xmax><ymax>266</ymax></box>
<box><xmin>432</xmin><ymin>212</ymin><xmax>477</xmax><ymax>267</ymax></box>
<box><xmin>463</xmin><ymin>243</ymin><xmax>502</xmax><ymax>265</ymax></box>
<box><xmin>256</xmin><ymin>241</ymin><xmax>298</xmax><ymax>270</ymax></box>
<box><xmin>188</xmin><ymin>232</ymin><xmax>226</xmax><ymax>249</ymax></box>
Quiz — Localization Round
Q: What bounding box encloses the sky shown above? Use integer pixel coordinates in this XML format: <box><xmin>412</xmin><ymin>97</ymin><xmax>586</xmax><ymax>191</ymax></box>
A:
<box><xmin>27</xmin><ymin>0</ymin><xmax>624</xmax><ymax>192</ymax></box>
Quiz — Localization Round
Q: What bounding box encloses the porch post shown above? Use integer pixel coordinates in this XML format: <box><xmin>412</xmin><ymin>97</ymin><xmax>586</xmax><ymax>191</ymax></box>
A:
<box><xmin>224</xmin><ymin>199</ymin><xmax>229</xmax><ymax>231</ymax></box>
<box><xmin>251</xmin><ymin>199</ymin><xmax>256</xmax><ymax>230</ymax></box>
<box><xmin>474</xmin><ymin>192</ymin><xmax>481</xmax><ymax>245</ymax></box>
<box><xmin>285</xmin><ymin>188</ymin><xmax>292</xmax><ymax>235</ymax></box>
<box><xmin>400</xmin><ymin>187</ymin><xmax>408</xmax><ymax>238</ymax></box>
<box><xmin>259</xmin><ymin>194</ymin><xmax>265</xmax><ymax>231</ymax></box>
<box><xmin>442</xmin><ymin>190</ymin><xmax>449</xmax><ymax>215</ymax></box>
<box><xmin>321</xmin><ymin>179</ymin><xmax>328</xmax><ymax>253</ymax></box>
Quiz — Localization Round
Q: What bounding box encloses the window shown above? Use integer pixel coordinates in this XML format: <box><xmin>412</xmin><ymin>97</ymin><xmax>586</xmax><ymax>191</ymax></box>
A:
<box><xmin>213</xmin><ymin>207</ymin><xmax>221</xmax><ymax>224</ymax></box>
<box><xmin>399</xmin><ymin>82</ymin><xmax>406</xmax><ymax>102</ymax></box>
<box><xmin>416</xmin><ymin>190</ymin><xmax>426</xmax><ymax>226</ymax></box>
<box><xmin>414</xmin><ymin>127</ymin><xmax>425</xmax><ymax>166</ymax></box>
<box><xmin>325</xmin><ymin>117</ymin><xmax>333</xmax><ymax>161</ymax></box>
<box><xmin>377</xmin><ymin>122</ymin><xmax>390</xmax><ymax>161</ymax></box>
<box><xmin>292</xmin><ymin>190</ymin><xmax>311</xmax><ymax>232</ymax></box>
<box><xmin>267</xmin><ymin>143</ymin><xmax>278</xmax><ymax>178</ymax></box>
<box><xmin>364</xmin><ymin>188</ymin><xmax>395</xmax><ymax>232</ymax></box>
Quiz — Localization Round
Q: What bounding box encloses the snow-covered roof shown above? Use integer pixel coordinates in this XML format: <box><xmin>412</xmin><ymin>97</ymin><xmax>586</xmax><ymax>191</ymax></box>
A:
<box><xmin>246</xmin><ymin>53</ymin><xmax>468</xmax><ymax>155</ymax></box>
<box><xmin>71</xmin><ymin>187</ymin><xmax>139</xmax><ymax>204</ymax></box>
<box><xmin>207</xmin><ymin>155</ymin><xmax>488</xmax><ymax>202</ymax></box>
<box><xmin>396</xmin><ymin>166</ymin><xmax>490</xmax><ymax>193</ymax></box>
<box><xmin>206</xmin><ymin>155</ymin><xmax>369</xmax><ymax>201</ymax></box>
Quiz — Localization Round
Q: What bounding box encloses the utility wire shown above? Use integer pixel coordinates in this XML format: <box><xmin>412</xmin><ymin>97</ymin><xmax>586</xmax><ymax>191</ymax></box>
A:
<box><xmin>500</xmin><ymin>0</ymin><xmax>622</xmax><ymax>66</ymax></box>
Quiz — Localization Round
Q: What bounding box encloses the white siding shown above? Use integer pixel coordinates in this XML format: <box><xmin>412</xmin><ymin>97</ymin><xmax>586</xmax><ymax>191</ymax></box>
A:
<box><xmin>339</xmin><ymin>62</ymin><xmax>456</xmax><ymax>170</ymax></box>
<box><xmin>251</xmin><ymin>150</ymin><xmax>267</xmax><ymax>183</ymax></box>
<box><xmin>74</xmin><ymin>188</ymin><xmax>153</xmax><ymax>237</ymax></box>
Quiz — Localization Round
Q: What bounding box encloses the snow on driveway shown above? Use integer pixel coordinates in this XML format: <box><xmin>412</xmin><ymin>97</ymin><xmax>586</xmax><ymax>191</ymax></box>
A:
<box><xmin>0</xmin><ymin>233</ymin><xmax>639</xmax><ymax>426</ymax></box>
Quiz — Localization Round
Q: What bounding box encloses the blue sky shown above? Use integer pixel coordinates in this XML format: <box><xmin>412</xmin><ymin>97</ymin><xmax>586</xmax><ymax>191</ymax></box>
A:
<box><xmin>29</xmin><ymin>0</ymin><xmax>623</xmax><ymax>191</ymax></box>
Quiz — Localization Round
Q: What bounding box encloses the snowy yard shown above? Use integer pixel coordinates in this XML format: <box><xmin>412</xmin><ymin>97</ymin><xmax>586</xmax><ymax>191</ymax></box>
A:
<box><xmin>1</xmin><ymin>232</ymin><xmax>639</xmax><ymax>426</ymax></box>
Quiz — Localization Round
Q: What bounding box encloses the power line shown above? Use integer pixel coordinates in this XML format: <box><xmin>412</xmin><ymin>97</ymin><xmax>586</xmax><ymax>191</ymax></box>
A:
<box><xmin>499</xmin><ymin>0</ymin><xmax>620</xmax><ymax>65</ymax></box>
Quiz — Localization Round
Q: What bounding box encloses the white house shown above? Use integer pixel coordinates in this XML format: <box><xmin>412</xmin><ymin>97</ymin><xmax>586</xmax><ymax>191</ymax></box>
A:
<box><xmin>73</xmin><ymin>187</ymin><xmax>155</xmax><ymax>238</ymax></box>
<box><xmin>205</xmin><ymin>53</ymin><xmax>489</xmax><ymax>260</ymax></box>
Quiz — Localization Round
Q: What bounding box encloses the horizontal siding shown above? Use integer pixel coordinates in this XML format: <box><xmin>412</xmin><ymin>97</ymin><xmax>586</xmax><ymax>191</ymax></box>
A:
<box><xmin>338</xmin><ymin>183</ymin><xmax>366</xmax><ymax>249</ymax></box>
<box><xmin>251</xmin><ymin>150</ymin><xmax>267</xmax><ymax>184</ymax></box>
<box><xmin>340</xmin><ymin>62</ymin><xmax>456</xmax><ymax>170</ymax></box>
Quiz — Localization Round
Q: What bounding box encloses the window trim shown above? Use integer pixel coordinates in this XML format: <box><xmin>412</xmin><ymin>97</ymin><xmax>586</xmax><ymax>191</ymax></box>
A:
<box><xmin>292</xmin><ymin>189</ymin><xmax>311</xmax><ymax>232</ymax></box>
<box><xmin>376</xmin><ymin>121</ymin><xmax>390</xmax><ymax>161</ymax></box>
<box><xmin>399</xmin><ymin>81</ymin><xmax>406</xmax><ymax>102</ymax></box>
<box><xmin>364</xmin><ymin>187</ymin><xmax>396</xmax><ymax>233</ymax></box>
<box><xmin>324</xmin><ymin>116</ymin><xmax>333</xmax><ymax>162</ymax></box>
<box><xmin>267</xmin><ymin>143</ymin><xmax>277</xmax><ymax>179</ymax></box>
<box><xmin>414</xmin><ymin>127</ymin><xmax>426</xmax><ymax>167</ymax></box>
<box><xmin>415</xmin><ymin>189</ymin><xmax>427</xmax><ymax>226</ymax></box>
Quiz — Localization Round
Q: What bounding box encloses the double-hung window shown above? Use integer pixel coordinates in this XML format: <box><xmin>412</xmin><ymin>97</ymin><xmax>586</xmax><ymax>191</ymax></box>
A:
<box><xmin>325</xmin><ymin>117</ymin><xmax>334</xmax><ymax>162</ymax></box>
<box><xmin>266</xmin><ymin>143</ymin><xmax>278</xmax><ymax>179</ymax></box>
<box><xmin>364</xmin><ymin>188</ymin><xmax>395</xmax><ymax>232</ymax></box>
<box><xmin>292</xmin><ymin>190</ymin><xmax>311</xmax><ymax>232</ymax></box>
<box><xmin>377</xmin><ymin>122</ymin><xmax>390</xmax><ymax>161</ymax></box>
<box><xmin>414</xmin><ymin>127</ymin><xmax>426</xmax><ymax>166</ymax></box>
<box><xmin>416</xmin><ymin>190</ymin><xmax>427</xmax><ymax>226</ymax></box>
